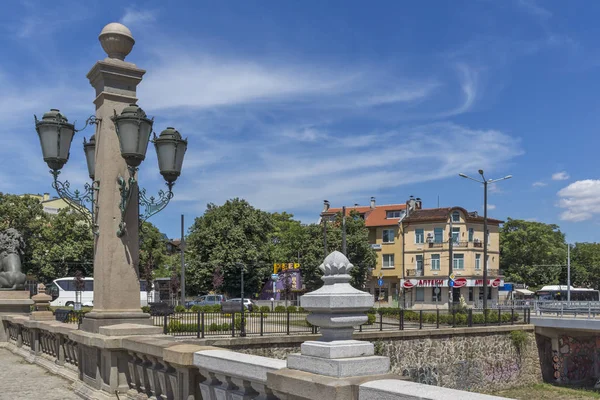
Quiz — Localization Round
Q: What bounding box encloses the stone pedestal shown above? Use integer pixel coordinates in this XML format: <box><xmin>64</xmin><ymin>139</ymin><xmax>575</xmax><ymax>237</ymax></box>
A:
<box><xmin>0</xmin><ymin>291</ymin><xmax>33</xmax><ymax>314</ymax></box>
<box><xmin>0</xmin><ymin>291</ymin><xmax>33</xmax><ymax>342</ymax></box>
<box><xmin>287</xmin><ymin>251</ymin><xmax>391</xmax><ymax>378</ymax></box>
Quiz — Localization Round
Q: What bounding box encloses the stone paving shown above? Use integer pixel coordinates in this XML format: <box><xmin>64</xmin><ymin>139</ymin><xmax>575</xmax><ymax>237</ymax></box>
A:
<box><xmin>0</xmin><ymin>349</ymin><xmax>79</xmax><ymax>400</ymax></box>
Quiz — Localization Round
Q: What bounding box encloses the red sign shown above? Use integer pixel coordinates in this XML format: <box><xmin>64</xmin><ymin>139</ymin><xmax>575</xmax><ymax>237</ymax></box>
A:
<box><xmin>454</xmin><ymin>277</ymin><xmax>467</xmax><ymax>288</ymax></box>
<box><xmin>474</xmin><ymin>278</ymin><xmax>502</xmax><ymax>287</ymax></box>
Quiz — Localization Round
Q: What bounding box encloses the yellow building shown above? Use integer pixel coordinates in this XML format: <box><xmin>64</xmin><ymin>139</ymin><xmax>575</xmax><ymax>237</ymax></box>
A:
<box><xmin>22</xmin><ymin>193</ymin><xmax>72</xmax><ymax>215</ymax></box>
<box><xmin>321</xmin><ymin>197</ymin><xmax>418</xmax><ymax>305</ymax></box>
<box><xmin>321</xmin><ymin>197</ymin><xmax>504</xmax><ymax>309</ymax></box>
<box><xmin>400</xmin><ymin>206</ymin><xmax>503</xmax><ymax>309</ymax></box>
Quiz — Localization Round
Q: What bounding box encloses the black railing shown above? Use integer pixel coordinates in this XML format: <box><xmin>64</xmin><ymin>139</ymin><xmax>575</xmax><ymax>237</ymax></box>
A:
<box><xmin>406</xmin><ymin>269</ymin><xmax>424</xmax><ymax>277</ymax></box>
<box><xmin>152</xmin><ymin>309</ymin><xmax>531</xmax><ymax>337</ymax></box>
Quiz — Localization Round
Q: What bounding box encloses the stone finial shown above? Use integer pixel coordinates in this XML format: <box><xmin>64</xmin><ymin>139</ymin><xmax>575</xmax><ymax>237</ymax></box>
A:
<box><xmin>32</xmin><ymin>293</ymin><xmax>52</xmax><ymax>312</ymax></box>
<box><xmin>99</xmin><ymin>22</ymin><xmax>135</xmax><ymax>60</ymax></box>
<box><xmin>318</xmin><ymin>251</ymin><xmax>354</xmax><ymax>277</ymax></box>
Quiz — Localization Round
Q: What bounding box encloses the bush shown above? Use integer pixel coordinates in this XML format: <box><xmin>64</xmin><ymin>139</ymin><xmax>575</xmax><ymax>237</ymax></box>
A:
<box><xmin>174</xmin><ymin>305</ymin><xmax>186</xmax><ymax>313</ymax></box>
<box><xmin>274</xmin><ymin>305</ymin><xmax>286</xmax><ymax>313</ymax></box>
<box><xmin>286</xmin><ymin>305</ymin><xmax>297</xmax><ymax>313</ymax></box>
<box><xmin>259</xmin><ymin>306</ymin><xmax>271</xmax><ymax>313</ymax></box>
<box><xmin>510</xmin><ymin>330</ymin><xmax>528</xmax><ymax>352</ymax></box>
<box><xmin>141</xmin><ymin>306</ymin><xmax>151</xmax><ymax>313</ymax></box>
<box><xmin>366</xmin><ymin>313</ymin><xmax>376</xmax><ymax>325</ymax></box>
<box><xmin>167</xmin><ymin>320</ymin><xmax>196</xmax><ymax>333</ymax></box>
<box><xmin>191</xmin><ymin>304</ymin><xmax>222</xmax><ymax>313</ymax></box>
<box><xmin>298</xmin><ymin>307</ymin><xmax>306</xmax><ymax>313</ymax></box>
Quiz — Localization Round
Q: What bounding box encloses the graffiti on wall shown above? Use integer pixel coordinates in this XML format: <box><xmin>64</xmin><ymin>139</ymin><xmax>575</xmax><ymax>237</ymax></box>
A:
<box><xmin>557</xmin><ymin>335</ymin><xmax>597</xmax><ymax>384</ymax></box>
<box><xmin>402</xmin><ymin>366</ymin><xmax>439</xmax><ymax>386</ymax></box>
<box><xmin>483</xmin><ymin>361</ymin><xmax>521</xmax><ymax>383</ymax></box>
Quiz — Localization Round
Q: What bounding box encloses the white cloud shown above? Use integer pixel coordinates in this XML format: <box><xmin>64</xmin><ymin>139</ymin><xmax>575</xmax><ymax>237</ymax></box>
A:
<box><xmin>532</xmin><ymin>181</ymin><xmax>547</xmax><ymax>187</ymax></box>
<box><xmin>436</xmin><ymin>63</ymin><xmax>479</xmax><ymax>117</ymax></box>
<box><xmin>173</xmin><ymin>122</ymin><xmax>522</xmax><ymax>214</ymax></box>
<box><xmin>487</xmin><ymin>204</ymin><xmax>497</xmax><ymax>211</ymax></box>
<box><xmin>120</xmin><ymin>8</ymin><xmax>157</xmax><ymax>27</ymax></box>
<box><xmin>552</xmin><ymin>171</ymin><xmax>570</xmax><ymax>181</ymax></box>
<box><xmin>557</xmin><ymin>180</ymin><xmax>600</xmax><ymax>222</ymax></box>
<box><xmin>517</xmin><ymin>0</ymin><xmax>552</xmax><ymax>20</ymax></box>
<box><xmin>488</xmin><ymin>183</ymin><xmax>503</xmax><ymax>194</ymax></box>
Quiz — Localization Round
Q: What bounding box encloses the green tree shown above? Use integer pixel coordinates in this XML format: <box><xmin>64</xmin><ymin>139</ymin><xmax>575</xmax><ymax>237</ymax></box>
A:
<box><xmin>139</xmin><ymin>221</ymin><xmax>168</xmax><ymax>273</ymax></box>
<box><xmin>569</xmin><ymin>243</ymin><xmax>600</xmax><ymax>289</ymax></box>
<box><xmin>28</xmin><ymin>209</ymin><xmax>94</xmax><ymax>282</ymax></box>
<box><xmin>500</xmin><ymin>218</ymin><xmax>567</xmax><ymax>287</ymax></box>
<box><xmin>186</xmin><ymin>199</ymin><xmax>274</xmax><ymax>297</ymax></box>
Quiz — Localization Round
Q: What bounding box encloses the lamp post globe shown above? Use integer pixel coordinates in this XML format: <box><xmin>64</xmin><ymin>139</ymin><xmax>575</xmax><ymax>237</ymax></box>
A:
<box><xmin>83</xmin><ymin>134</ymin><xmax>96</xmax><ymax>180</ymax></box>
<box><xmin>111</xmin><ymin>104</ymin><xmax>154</xmax><ymax>168</ymax></box>
<box><xmin>35</xmin><ymin>109</ymin><xmax>75</xmax><ymax>172</ymax></box>
<box><xmin>153</xmin><ymin>127</ymin><xmax>188</xmax><ymax>185</ymax></box>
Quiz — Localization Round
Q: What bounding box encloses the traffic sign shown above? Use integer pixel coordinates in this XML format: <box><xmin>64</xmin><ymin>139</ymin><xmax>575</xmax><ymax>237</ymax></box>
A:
<box><xmin>449</xmin><ymin>273</ymin><xmax>456</xmax><ymax>281</ymax></box>
<box><xmin>434</xmin><ymin>287</ymin><xmax>440</xmax><ymax>295</ymax></box>
<box><xmin>377</xmin><ymin>278</ymin><xmax>384</xmax><ymax>287</ymax></box>
<box><xmin>449</xmin><ymin>280</ymin><xmax>454</xmax><ymax>287</ymax></box>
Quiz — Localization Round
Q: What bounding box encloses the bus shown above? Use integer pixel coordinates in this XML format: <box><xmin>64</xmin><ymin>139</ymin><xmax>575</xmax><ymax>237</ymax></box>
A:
<box><xmin>535</xmin><ymin>285</ymin><xmax>599</xmax><ymax>302</ymax></box>
<box><xmin>47</xmin><ymin>277</ymin><xmax>152</xmax><ymax>307</ymax></box>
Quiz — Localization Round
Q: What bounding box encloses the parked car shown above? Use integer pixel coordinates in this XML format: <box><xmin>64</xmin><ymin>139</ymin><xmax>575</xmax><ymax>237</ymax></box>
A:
<box><xmin>221</xmin><ymin>298</ymin><xmax>256</xmax><ymax>313</ymax></box>
<box><xmin>185</xmin><ymin>294</ymin><xmax>226</xmax><ymax>308</ymax></box>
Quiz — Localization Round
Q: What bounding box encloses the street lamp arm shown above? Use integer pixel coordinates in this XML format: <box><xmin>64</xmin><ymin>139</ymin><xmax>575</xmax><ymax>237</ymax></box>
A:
<box><xmin>73</xmin><ymin>115</ymin><xmax>102</xmax><ymax>133</ymax></box>
<box><xmin>116</xmin><ymin>166</ymin><xmax>138</xmax><ymax>237</ymax></box>
<box><xmin>489</xmin><ymin>175</ymin><xmax>513</xmax><ymax>183</ymax></box>
<box><xmin>458</xmin><ymin>173</ymin><xmax>483</xmax><ymax>183</ymax></box>
<box><xmin>51</xmin><ymin>170</ymin><xmax>98</xmax><ymax>234</ymax></box>
<box><xmin>138</xmin><ymin>184</ymin><xmax>174</xmax><ymax>229</ymax></box>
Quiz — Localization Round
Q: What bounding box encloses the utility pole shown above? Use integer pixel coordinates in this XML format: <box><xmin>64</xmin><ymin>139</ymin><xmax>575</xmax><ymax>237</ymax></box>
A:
<box><xmin>240</xmin><ymin>263</ymin><xmax>246</xmax><ymax>337</ymax></box>
<box><xmin>180</xmin><ymin>214</ymin><xmax>186</xmax><ymax>307</ymax></box>
<box><xmin>323</xmin><ymin>219</ymin><xmax>328</xmax><ymax>258</ymax></box>
<box><xmin>448</xmin><ymin>214</ymin><xmax>453</xmax><ymax>310</ymax></box>
<box><xmin>342</xmin><ymin>206</ymin><xmax>347</xmax><ymax>255</ymax></box>
<box><xmin>482</xmin><ymin>180</ymin><xmax>489</xmax><ymax>311</ymax></box>
<box><xmin>567</xmin><ymin>244</ymin><xmax>571</xmax><ymax>302</ymax></box>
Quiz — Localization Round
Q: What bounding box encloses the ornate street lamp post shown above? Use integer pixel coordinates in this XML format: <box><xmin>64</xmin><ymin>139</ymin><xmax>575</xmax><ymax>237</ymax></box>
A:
<box><xmin>33</xmin><ymin>22</ymin><xmax>188</xmax><ymax>332</ymax></box>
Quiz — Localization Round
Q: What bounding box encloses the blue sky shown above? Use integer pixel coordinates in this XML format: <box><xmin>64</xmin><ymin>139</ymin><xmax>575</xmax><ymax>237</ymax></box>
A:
<box><xmin>2</xmin><ymin>0</ymin><xmax>600</xmax><ymax>242</ymax></box>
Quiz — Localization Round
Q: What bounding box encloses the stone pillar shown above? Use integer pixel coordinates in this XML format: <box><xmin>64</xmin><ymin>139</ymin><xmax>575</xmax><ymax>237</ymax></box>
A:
<box><xmin>286</xmin><ymin>251</ymin><xmax>389</xmax><ymax>378</ymax></box>
<box><xmin>81</xmin><ymin>22</ymin><xmax>150</xmax><ymax>332</ymax></box>
<box><xmin>30</xmin><ymin>293</ymin><xmax>54</xmax><ymax>321</ymax></box>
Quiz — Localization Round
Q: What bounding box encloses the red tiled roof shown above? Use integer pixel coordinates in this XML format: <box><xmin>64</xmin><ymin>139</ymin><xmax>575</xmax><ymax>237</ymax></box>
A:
<box><xmin>322</xmin><ymin>204</ymin><xmax>407</xmax><ymax>227</ymax></box>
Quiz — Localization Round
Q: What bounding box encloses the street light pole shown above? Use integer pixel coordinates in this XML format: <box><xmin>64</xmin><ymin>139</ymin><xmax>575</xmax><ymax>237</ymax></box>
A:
<box><xmin>458</xmin><ymin>170</ymin><xmax>512</xmax><ymax>311</ymax></box>
<box><xmin>240</xmin><ymin>263</ymin><xmax>246</xmax><ymax>337</ymax></box>
<box><xmin>342</xmin><ymin>206</ymin><xmax>347</xmax><ymax>256</ymax></box>
<box><xmin>482</xmin><ymin>178</ymin><xmax>489</xmax><ymax>310</ymax></box>
<box><xmin>567</xmin><ymin>244</ymin><xmax>571</xmax><ymax>302</ymax></box>
<box><xmin>180</xmin><ymin>214</ymin><xmax>185</xmax><ymax>307</ymax></box>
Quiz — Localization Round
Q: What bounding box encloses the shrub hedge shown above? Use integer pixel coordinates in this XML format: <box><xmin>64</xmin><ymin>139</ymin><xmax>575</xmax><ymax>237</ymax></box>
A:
<box><xmin>368</xmin><ymin>307</ymin><xmax>520</xmax><ymax>326</ymax></box>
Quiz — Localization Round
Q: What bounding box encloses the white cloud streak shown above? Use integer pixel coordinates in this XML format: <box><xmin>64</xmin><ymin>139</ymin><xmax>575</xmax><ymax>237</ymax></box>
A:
<box><xmin>532</xmin><ymin>181</ymin><xmax>547</xmax><ymax>187</ymax></box>
<box><xmin>557</xmin><ymin>180</ymin><xmax>600</xmax><ymax>222</ymax></box>
<box><xmin>552</xmin><ymin>171</ymin><xmax>570</xmax><ymax>181</ymax></box>
<box><xmin>120</xmin><ymin>8</ymin><xmax>157</xmax><ymax>27</ymax></box>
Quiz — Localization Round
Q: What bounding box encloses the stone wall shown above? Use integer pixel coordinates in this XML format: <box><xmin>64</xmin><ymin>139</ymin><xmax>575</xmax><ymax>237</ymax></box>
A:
<box><xmin>224</xmin><ymin>326</ymin><xmax>542</xmax><ymax>392</ymax></box>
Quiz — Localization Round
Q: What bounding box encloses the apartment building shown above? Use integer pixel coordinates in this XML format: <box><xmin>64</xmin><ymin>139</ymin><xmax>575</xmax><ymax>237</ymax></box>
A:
<box><xmin>400</xmin><ymin>207</ymin><xmax>503</xmax><ymax>309</ymax></box>
<box><xmin>320</xmin><ymin>197</ymin><xmax>420</xmax><ymax>304</ymax></box>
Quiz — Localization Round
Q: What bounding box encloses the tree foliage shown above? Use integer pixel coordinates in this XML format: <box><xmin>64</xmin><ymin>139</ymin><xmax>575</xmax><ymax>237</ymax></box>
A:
<box><xmin>186</xmin><ymin>199</ymin><xmax>274</xmax><ymax>297</ymax></box>
<box><xmin>185</xmin><ymin>200</ymin><xmax>376</xmax><ymax>297</ymax></box>
<box><xmin>569</xmin><ymin>242</ymin><xmax>600</xmax><ymax>289</ymax></box>
<box><xmin>500</xmin><ymin>218</ymin><xmax>567</xmax><ymax>288</ymax></box>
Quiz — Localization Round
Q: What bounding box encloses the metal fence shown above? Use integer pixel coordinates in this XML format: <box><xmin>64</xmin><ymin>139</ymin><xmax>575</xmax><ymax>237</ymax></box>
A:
<box><xmin>150</xmin><ymin>308</ymin><xmax>531</xmax><ymax>337</ymax></box>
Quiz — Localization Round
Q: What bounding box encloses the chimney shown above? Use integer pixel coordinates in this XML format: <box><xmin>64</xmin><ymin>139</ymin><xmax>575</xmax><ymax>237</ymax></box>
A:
<box><xmin>370</xmin><ymin>197</ymin><xmax>376</xmax><ymax>209</ymax></box>
<box><xmin>43</xmin><ymin>193</ymin><xmax>50</xmax><ymax>201</ymax></box>
<box><xmin>415</xmin><ymin>197</ymin><xmax>422</xmax><ymax>210</ymax></box>
<box><xmin>323</xmin><ymin>200</ymin><xmax>330</xmax><ymax>212</ymax></box>
<box><xmin>407</xmin><ymin>196</ymin><xmax>416</xmax><ymax>212</ymax></box>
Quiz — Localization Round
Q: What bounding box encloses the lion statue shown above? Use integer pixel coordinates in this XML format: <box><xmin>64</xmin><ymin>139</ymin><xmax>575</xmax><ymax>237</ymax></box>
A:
<box><xmin>0</xmin><ymin>228</ymin><xmax>27</xmax><ymax>290</ymax></box>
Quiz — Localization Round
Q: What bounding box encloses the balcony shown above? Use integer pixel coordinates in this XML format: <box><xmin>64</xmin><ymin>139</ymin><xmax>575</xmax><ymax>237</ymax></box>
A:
<box><xmin>452</xmin><ymin>241</ymin><xmax>469</xmax><ymax>248</ymax></box>
<box><xmin>427</xmin><ymin>242</ymin><xmax>443</xmax><ymax>248</ymax></box>
<box><xmin>406</xmin><ymin>269</ymin><xmax>424</xmax><ymax>277</ymax></box>
<box><xmin>473</xmin><ymin>241</ymin><xmax>483</xmax><ymax>248</ymax></box>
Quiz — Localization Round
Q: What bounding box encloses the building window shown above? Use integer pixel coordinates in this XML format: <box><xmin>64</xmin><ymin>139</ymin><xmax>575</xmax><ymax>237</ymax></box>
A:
<box><xmin>486</xmin><ymin>255</ymin><xmax>490</xmax><ymax>270</ymax></box>
<box><xmin>432</xmin><ymin>287</ymin><xmax>441</xmax><ymax>302</ymax></box>
<box><xmin>415</xmin><ymin>255</ymin><xmax>423</xmax><ymax>271</ymax></box>
<box><xmin>453</xmin><ymin>254</ymin><xmax>464</xmax><ymax>270</ymax></box>
<box><xmin>469</xmin><ymin>287</ymin><xmax>474</xmax><ymax>301</ymax></box>
<box><xmin>475</xmin><ymin>254</ymin><xmax>481</xmax><ymax>270</ymax></box>
<box><xmin>451</xmin><ymin>227</ymin><xmax>460</xmax><ymax>244</ymax></box>
<box><xmin>468</xmin><ymin>228</ymin><xmax>474</xmax><ymax>242</ymax></box>
<box><xmin>383</xmin><ymin>229</ymin><xmax>395</xmax><ymax>243</ymax></box>
<box><xmin>386</xmin><ymin>210</ymin><xmax>404</xmax><ymax>219</ymax></box>
<box><xmin>416</xmin><ymin>288</ymin><xmax>425</xmax><ymax>302</ymax></box>
<box><xmin>434</xmin><ymin>227</ymin><xmax>443</xmax><ymax>243</ymax></box>
<box><xmin>415</xmin><ymin>229</ymin><xmax>424</xmax><ymax>244</ymax></box>
<box><xmin>382</xmin><ymin>254</ymin><xmax>394</xmax><ymax>269</ymax></box>
<box><xmin>431</xmin><ymin>254</ymin><xmax>440</xmax><ymax>270</ymax></box>
<box><xmin>452</xmin><ymin>211</ymin><xmax>460</xmax><ymax>222</ymax></box>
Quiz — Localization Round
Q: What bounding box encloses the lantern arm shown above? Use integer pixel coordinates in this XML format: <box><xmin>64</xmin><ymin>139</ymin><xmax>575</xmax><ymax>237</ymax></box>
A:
<box><xmin>138</xmin><ymin>183</ymin><xmax>174</xmax><ymax>228</ymax></box>
<box><xmin>50</xmin><ymin>170</ymin><xmax>99</xmax><ymax>234</ymax></box>
<box><xmin>73</xmin><ymin>115</ymin><xmax>101</xmax><ymax>132</ymax></box>
<box><xmin>116</xmin><ymin>166</ymin><xmax>138</xmax><ymax>237</ymax></box>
